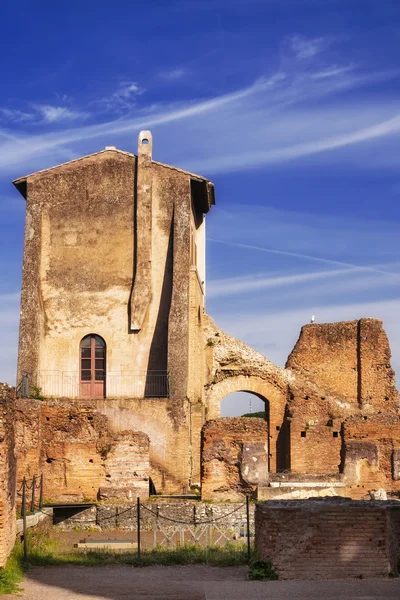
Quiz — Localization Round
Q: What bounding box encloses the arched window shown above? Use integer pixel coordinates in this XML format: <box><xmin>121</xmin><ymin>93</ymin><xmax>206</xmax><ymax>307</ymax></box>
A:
<box><xmin>80</xmin><ymin>334</ymin><xmax>106</xmax><ymax>399</ymax></box>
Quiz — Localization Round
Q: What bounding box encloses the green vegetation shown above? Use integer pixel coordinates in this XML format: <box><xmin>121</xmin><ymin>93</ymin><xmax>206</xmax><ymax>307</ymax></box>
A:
<box><xmin>241</xmin><ymin>411</ymin><xmax>265</xmax><ymax>419</ymax></box>
<box><xmin>248</xmin><ymin>558</ymin><xmax>279</xmax><ymax>580</ymax></box>
<box><xmin>0</xmin><ymin>548</ymin><xmax>24</xmax><ymax>595</ymax></box>
<box><xmin>28</xmin><ymin>385</ymin><xmax>45</xmax><ymax>400</ymax></box>
<box><xmin>23</xmin><ymin>542</ymin><xmax>248</xmax><ymax>568</ymax></box>
<box><xmin>0</xmin><ymin>526</ymin><xmax>249</xmax><ymax>593</ymax></box>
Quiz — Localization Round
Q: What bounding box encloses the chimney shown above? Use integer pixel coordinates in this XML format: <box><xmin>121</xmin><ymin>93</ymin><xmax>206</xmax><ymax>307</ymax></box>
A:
<box><xmin>129</xmin><ymin>130</ymin><xmax>153</xmax><ymax>331</ymax></box>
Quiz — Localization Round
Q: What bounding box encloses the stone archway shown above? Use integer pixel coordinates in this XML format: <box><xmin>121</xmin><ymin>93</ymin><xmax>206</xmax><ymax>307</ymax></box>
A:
<box><xmin>205</xmin><ymin>375</ymin><xmax>289</xmax><ymax>473</ymax></box>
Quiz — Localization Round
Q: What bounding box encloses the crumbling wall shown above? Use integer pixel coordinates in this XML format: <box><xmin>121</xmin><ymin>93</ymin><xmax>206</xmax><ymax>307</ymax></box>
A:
<box><xmin>203</xmin><ymin>316</ymin><xmax>291</xmax><ymax>472</ymax></box>
<box><xmin>255</xmin><ymin>499</ymin><xmax>400</xmax><ymax>579</ymax></box>
<box><xmin>201</xmin><ymin>417</ymin><xmax>268</xmax><ymax>501</ymax></box>
<box><xmin>286</xmin><ymin>319</ymin><xmax>398</xmax><ymax>412</ymax></box>
<box><xmin>0</xmin><ymin>384</ymin><xmax>16</xmax><ymax>567</ymax></box>
<box><xmin>286</xmin><ymin>381</ymin><xmax>348</xmax><ymax>474</ymax></box>
<box><xmin>98</xmin><ymin>431</ymin><xmax>149</xmax><ymax>501</ymax></box>
<box><xmin>14</xmin><ymin>399</ymin><xmax>149</xmax><ymax>502</ymax></box>
<box><xmin>343</xmin><ymin>414</ymin><xmax>400</xmax><ymax>498</ymax></box>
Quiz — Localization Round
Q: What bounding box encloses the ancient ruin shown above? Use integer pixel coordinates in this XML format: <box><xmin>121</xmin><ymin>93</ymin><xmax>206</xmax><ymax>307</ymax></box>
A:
<box><xmin>1</xmin><ymin>129</ymin><xmax>399</xmax><ymax>524</ymax></box>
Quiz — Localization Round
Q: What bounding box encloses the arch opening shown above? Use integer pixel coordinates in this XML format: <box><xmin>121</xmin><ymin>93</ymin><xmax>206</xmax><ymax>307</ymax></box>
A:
<box><xmin>206</xmin><ymin>376</ymin><xmax>290</xmax><ymax>472</ymax></box>
<box><xmin>220</xmin><ymin>391</ymin><xmax>267</xmax><ymax>418</ymax></box>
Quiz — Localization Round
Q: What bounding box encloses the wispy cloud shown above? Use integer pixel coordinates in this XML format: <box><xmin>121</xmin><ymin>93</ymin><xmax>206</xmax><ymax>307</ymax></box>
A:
<box><xmin>35</xmin><ymin>105</ymin><xmax>88</xmax><ymax>123</ymax></box>
<box><xmin>114</xmin><ymin>81</ymin><xmax>144</xmax><ymax>98</ymax></box>
<box><xmin>158</xmin><ymin>68</ymin><xmax>187</xmax><ymax>81</ymax></box>
<box><xmin>0</xmin><ymin>40</ymin><xmax>399</xmax><ymax>176</ymax></box>
<box><xmin>287</xmin><ymin>34</ymin><xmax>328</xmax><ymax>59</ymax></box>
<box><xmin>311</xmin><ymin>64</ymin><xmax>357</xmax><ymax>79</ymax></box>
<box><xmin>208</xmin><ymin>268</ymin><xmax>352</xmax><ymax>298</ymax></box>
<box><xmin>0</xmin><ymin>108</ymin><xmax>35</xmax><ymax>123</ymax></box>
<box><xmin>95</xmin><ymin>80</ymin><xmax>146</xmax><ymax>115</ymax></box>
<box><xmin>0</xmin><ymin>104</ymin><xmax>87</xmax><ymax>125</ymax></box>
<box><xmin>212</xmin><ymin>296</ymin><xmax>400</xmax><ymax>377</ymax></box>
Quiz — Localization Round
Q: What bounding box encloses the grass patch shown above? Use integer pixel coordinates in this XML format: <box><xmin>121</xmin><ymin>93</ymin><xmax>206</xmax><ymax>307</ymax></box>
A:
<box><xmin>23</xmin><ymin>539</ymin><xmax>249</xmax><ymax>568</ymax></box>
<box><xmin>0</xmin><ymin>548</ymin><xmax>24</xmax><ymax>595</ymax></box>
<box><xmin>2</xmin><ymin>525</ymin><xmax>248</xmax><ymax>586</ymax></box>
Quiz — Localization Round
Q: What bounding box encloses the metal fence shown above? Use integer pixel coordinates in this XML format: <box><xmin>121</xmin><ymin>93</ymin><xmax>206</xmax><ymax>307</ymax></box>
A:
<box><xmin>17</xmin><ymin>475</ymin><xmax>44</xmax><ymax>561</ymax></box>
<box><xmin>137</xmin><ymin>498</ymin><xmax>252</xmax><ymax>558</ymax></box>
<box><xmin>17</xmin><ymin>371</ymin><xmax>170</xmax><ymax>399</ymax></box>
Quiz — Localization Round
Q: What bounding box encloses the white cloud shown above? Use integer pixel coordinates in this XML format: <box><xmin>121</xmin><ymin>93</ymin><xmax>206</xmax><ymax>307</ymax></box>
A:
<box><xmin>0</xmin><ymin>108</ymin><xmax>35</xmax><ymax>123</ymax></box>
<box><xmin>287</xmin><ymin>34</ymin><xmax>327</xmax><ymax>59</ymax></box>
<box><xmin>35</xmin><ymin>105</ymin><xmax>88</xmax><ymax>123</ymax></box>
<box><xmin>115</xmin><ymin>81</ymin><xmax>144</xmax><ymax>98</ymax></box>
<box><xmin>212</xmin><ymin>298</ymin><xmax>400</xmax><ymax>380</ymax></box>
<box><xmin>208</xmin><ymin>266</ymin><xmax>400</xmax><ymax>299</ymax></box>
<box><xmin>0</xmin><ymin>54</ymin><xmax>399</xmax><ymax>176</ymax></box>
<box><xmin>311</xmin><ymin>64</ymin><xmax>357</xmax><ymax>79</ymax></box>
<box><xmin>158</xmin><ymin>69</ymin><xmax>187</xmax><ymax>81</ymax></box>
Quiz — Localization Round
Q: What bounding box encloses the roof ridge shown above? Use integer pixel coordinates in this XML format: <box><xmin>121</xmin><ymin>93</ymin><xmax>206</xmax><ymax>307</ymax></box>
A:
<box><xmin>13</xmin><ymin>149</ymin><xmax>212</xmax><ymax>185</ymax></box>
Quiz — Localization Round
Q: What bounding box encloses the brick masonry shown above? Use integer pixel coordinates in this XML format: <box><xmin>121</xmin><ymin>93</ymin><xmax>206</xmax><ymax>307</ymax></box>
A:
<box><xmin>0</xmin><ymin>384</ymin><xmax>16</xmax><ymax>567</ymax></box>
<box><xmin>14</xmin><ymin>397</ymin><xmax>150</xmax><ymax>503</ymax></box>
<box><xmin>201</xmin><ymin>418</ymin><xmax>269</xmax><ymax>501</ymax></box>
<box><xmin>255</xmin><ymin>499</ymin><xmax>400</xmax><ymax>580</ymax></box>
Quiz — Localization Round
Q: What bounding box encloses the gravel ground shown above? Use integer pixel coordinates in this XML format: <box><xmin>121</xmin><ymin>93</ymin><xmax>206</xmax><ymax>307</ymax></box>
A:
<box><xmin>4</xmin><ymin>565</ymin><xmax>400</xmax><ymax>600</ymax></box>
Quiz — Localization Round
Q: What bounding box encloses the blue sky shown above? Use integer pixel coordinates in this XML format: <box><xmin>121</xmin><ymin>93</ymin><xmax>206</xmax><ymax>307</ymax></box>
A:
<box><xmin>1</xmin><ymin>0</ymin><xmax>400</xmax><ymax>415</ymax></box>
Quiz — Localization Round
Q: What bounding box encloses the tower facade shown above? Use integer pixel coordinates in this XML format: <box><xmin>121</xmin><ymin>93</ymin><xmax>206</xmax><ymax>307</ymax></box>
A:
<box><xmin>14</xmin><ymin>131</ymin><xmax>214</xmax><ymax>402</ymax></box>
<box><xmin>14</xmin><ymin>131</ymin><xmax>214</xmax><ymax>490</ymax></box>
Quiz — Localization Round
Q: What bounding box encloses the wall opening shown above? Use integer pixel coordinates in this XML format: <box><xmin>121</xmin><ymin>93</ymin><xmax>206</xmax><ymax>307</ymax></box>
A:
<box><xmin>220</xmin><ymin>391</ymin><xmax>266</xmax><ymax>417</ymax></box>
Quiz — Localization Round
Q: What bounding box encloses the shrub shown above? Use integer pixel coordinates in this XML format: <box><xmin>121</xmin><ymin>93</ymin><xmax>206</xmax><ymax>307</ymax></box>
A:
<box><xmin>248</xmin><ymin>558</ymin><xmax>278</xmax><ymax>580</ymax></box>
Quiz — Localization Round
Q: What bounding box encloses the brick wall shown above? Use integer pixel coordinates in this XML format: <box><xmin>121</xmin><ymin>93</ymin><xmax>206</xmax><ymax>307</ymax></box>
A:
<box><xmin>255</xmin><ymin>499</ymin><xmax>400</xmax><ymax>579</ymax></box>
<box><xmin>289</xmin><ymin>420</ymin><xmax>343</xmax><ymax>474</ymax></box>
<box><xmin>343</xmin><ymin>414</ymin><xmax>400</xmax><ymax>498</ymax></box>
<box><xmin>0</xmin><ymin>384</ymin><xmax>16</xmax><ymax>567</ymax></box>
<box><xmin>201</xmin><ymin>418</ymin><xmax>268</xmax><ymax>501</ymax></box>
<box><xmin>14</xmin><ymin>399</ymin><xmax>150</xmax><ymax>502</ymax></box>
<box><xmin>287</xmin><ymin>319</ymin><xmax>398</xmax><ymax>412</ymax></box>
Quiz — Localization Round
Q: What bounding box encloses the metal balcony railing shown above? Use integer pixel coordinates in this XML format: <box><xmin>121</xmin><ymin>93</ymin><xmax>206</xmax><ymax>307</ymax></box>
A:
<box><xmin>17</xmin><ymin>370</ymin><xmax>170</xmax><ymax>399</ymax></box>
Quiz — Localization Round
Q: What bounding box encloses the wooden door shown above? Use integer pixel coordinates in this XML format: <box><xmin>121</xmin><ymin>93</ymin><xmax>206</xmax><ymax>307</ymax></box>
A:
<box><xmin>80</xmin><ymin>335</ymin><xmax>106</xmax><ymax>398</ymax></box>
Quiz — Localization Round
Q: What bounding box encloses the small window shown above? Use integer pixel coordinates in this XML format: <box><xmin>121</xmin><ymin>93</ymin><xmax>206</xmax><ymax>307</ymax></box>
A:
<box><xmin>301</xmin><ymin>431</ymin><xmax>306</xmax><ymax>438</ymax></box>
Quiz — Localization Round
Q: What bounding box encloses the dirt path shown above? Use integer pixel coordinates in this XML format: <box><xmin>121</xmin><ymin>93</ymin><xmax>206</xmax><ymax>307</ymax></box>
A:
<box><xmin>5</xmin><ymin>565</ymin><xmax>400</xmax><ymax>600</ymax></box>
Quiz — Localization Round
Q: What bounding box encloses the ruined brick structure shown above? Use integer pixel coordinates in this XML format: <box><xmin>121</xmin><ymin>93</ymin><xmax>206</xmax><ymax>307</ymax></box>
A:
<box><xmin>0</xmin><ymin>384</ymin><xmax>16</xmax><ymax>567</ymax></box>
<box><xmin>255</xmin><ymin>499</ymin><xmax>400</xmax><ymax>579</ymax></box>
<box><xmin>9</xmin><ymin>130</ymin><xmax>400</xmax><ymax>503</ymax></box>
<box><xmin>14</xmin><ymin>395</ymin><xmax>149</xmax><ymax>502</ymax></box>
<box><xmin>201</xmin><ymin>418</ymin><xmax>269</xmax><ymax>501</ymax></box>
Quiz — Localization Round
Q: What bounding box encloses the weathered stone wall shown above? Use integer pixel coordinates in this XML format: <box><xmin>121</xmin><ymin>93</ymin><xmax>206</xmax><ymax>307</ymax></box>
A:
<box><xmin>53</xmin><ymin>501</ymin><xmax>254</xmax><ymax>534</ymax></box>
<box><xmin>0</xmin><ymin>384</ymin><xmax>16</xmax><ymax>567</ymax></box>
<box><xmin>343</xmin><ymin>414</ymin><xmax>400</xmax><ymax>498</ymax></box>
<box><xmin>204</xmin><ymin>316</ymin><xmax>291</xmax><ymax>472</ymax></box>
<box><xmin>15</xmin><ymin>148</ymin><xmax>210</xmax><ymax>403</ymax></box>
<box><xmin>14</xmin><ymin>399</ymin><xmax>149</xmax><ymax>502</ymax></box>
<box><xmin>94</xmin><ymin>397</ymin><xmax>193</xmax><ymax>494</ymax></box>
<box><xmin>255</xmin><ymin>499</ymin><xmax>400</xmax><ymax>579</ymax></box>
<box><xmin>286</xmin><ymin>319</ymin><xmax>399</xmax><ymax>412</ymax></box>
<box><xmin>201</xmin><ymin>418</ymin><xmax>268</xmax><ymax>501</ymax></box>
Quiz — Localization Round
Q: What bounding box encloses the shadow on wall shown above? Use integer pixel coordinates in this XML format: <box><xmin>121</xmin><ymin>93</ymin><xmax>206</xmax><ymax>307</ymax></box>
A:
<box><xmin>145</xmin><ymin>217</ymin><xmax>174</xmax><ymax>396</ymax></box>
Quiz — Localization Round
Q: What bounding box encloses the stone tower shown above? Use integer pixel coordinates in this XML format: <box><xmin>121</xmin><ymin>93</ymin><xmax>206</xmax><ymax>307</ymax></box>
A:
<box><xmin>13</xmin><ymin>131</ymin><xmax>214</xmax><ymax>490</ymax></box>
